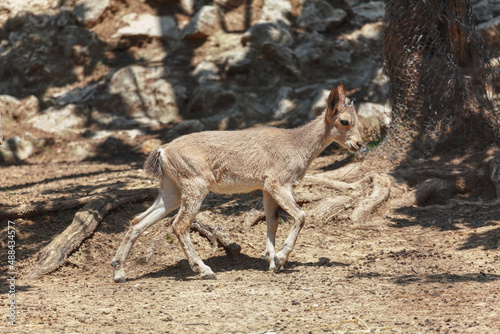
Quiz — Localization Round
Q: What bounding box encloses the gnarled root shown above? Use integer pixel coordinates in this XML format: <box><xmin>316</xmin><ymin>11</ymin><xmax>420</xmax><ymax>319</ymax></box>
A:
<box><xmin>350</xmin><ymin>174</ymin><xmax>392</xmax><ymax>224</ymax></box>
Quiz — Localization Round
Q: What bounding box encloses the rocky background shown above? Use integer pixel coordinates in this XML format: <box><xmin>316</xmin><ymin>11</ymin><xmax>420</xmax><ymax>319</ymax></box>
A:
<box><xmin>0</xmin><ymin>0</ymin><xmax>499</xmax><ymax>163</ymax></box>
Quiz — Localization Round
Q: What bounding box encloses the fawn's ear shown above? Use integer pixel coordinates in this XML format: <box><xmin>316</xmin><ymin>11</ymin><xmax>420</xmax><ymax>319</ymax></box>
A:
<box><xmin>326</xmin><ymin>84</ymin><xmax>346</xmax><ymax>124</ymax></box>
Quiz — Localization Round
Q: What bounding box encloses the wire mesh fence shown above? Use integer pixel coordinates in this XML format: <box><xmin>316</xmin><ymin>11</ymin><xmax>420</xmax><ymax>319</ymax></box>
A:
<box><xmin>377</xmin><ymin>0</ymin><xmax>500</xmax><ymax>159</ymax></box>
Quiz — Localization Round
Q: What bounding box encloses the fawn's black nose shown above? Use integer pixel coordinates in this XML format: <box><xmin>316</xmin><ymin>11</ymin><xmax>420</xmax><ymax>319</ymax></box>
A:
<box><xmin>357</xmin><ymin>142</ymin><xmax>363</xmax><ymax>149</ymax></box>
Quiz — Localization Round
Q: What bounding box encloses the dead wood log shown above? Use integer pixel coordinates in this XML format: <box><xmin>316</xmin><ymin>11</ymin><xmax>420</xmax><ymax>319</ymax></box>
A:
<box><xmin>350</xmin><ymin>174</ymin><xmax>392</xmax><ymax>223</ymax></box>
<box><xmin>27</xmin><ymin>188</ymin><xmax>156</xmax><ymax>279</ymax></box>
<box><xmin>192</xmin><ymin>220</ymin><xmax>241</xmax><ymax>257</ymax></box>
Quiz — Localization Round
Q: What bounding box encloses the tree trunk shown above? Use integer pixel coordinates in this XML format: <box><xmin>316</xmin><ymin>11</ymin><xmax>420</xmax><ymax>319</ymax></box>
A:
<box><xmin>382</xmin><ymin>0</ymin><xmax>499</xmax><ymax>155</ymax></box>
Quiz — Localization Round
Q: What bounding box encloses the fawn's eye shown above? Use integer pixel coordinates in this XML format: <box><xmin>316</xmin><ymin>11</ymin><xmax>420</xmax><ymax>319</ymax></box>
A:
<box><xmin>340</xmin><ymin>119</ymin><xmax>350</xmax><ymax>126</ymax></box>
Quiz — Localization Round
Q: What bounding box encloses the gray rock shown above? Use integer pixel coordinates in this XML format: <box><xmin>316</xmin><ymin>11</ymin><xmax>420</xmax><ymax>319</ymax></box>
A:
<box><xmin>74</xmin><ymin>0</ymin><xmax>110</xmax><ymax>27</ymax></box>
<box><xmin>242</xmin><ymin>22</ymin><xmax>294</xmax><ymax>48</ymax></box>
<box><xmin>261</xmin><ymin>42</ymin><xmax>301</xmax><ymax>77</ymax></box>
<box><xmin>64</xmin><ymin>141</ymin><xmax>96</xmax><ymax>161</ymax></box>
<box><xmin>179</xmin><ymin>0</ymin><xmax>202</xmax><ymax>15</ymax></box>
<box><xmin>29</xmin><ymin>104</ymin><xmax>88</xmax><ymax>133</ymax></box>
<box><xmin>55</xmin><ymin>83</ymin><xmax>103</xmax><ymax>105</ymax></box>
<box><xmin>214</xmin><ymin>0</ymin><xmax>244</xmax><ymax>8</ymax></box>
<box><xmin>193</xmin><ymin>61</ymin><xmax>221</xmax><ymax>83</ymax></box>
<box><xmin>357</xmin><ymin>102</ymin><xmax>391</xmax><ymax>125</ymax></box>
<box><xmin>168</xmin><ymin>120</ymin><xmax>206</xmax><ymax>138</ymax></box>
<box><xmin>181</xmin><ymin>6</ymin><xmax>222</xmax><ymax>40</ymax></box>
<box><xmin>188</xmin><ymin>83</ymin><xmax>239</xmax><ymax>117</ymax></box>
<box><xmin>352</xmin><ymin>1</ymin><xmax>385</xmax><ymax>26</ymax></box>
<box><xmin>472</xmin><ymin>0</ymin><xmax>493</xmax><ymax>23</ymax></box>
<box><xmin>0</xmin><ymin>96</ymin><xmax>21</xmax><ymax>119</ymax></box>
<box><xmin>222</xmin><ymin>49</ymin><xmax>253</xmax><ymax>74</ymax></box>
<box><xmin>0</xmin><ymin>95</ymin><xmax>39</xmax><ymax>122</ymax></box>
<box><xmin>113</xmin><ymin>13</ymin><xmax>180</xmax><ymax>40</ymax></box>
<box><xmin>478</xmin><ymin>16</ymin><xmax>500</xmax><ymax>49</ymax></box>
<box><xmin>0</xmin><ymin>133</ymin><xmax>44</xmax><ymax>162</ymax></box>
<box><xmin>343</xmin><ymin>0</ymin><xmax>361</xmax><ymax>6</ymax></box>
<box><xmin>294</xmin><ymin>33</ymin><xmax>353</xmax><ymax>67</ymax></box>
<box><xmin>310</xmin><ymin>89</ymin><xmax>331</xmax><ymax>116</ymax></box>
<box><xmin>365</xmin><ymin>67</ymin><xmax>389</xmax><ymax>104</ymax></box>
<box><xmin>0</xmin><ymin>0</ymin><xmax>58</xmax><ymax>22</ymax></box>
<box><xmin>298</xmin><ymin>0</ymin><xmax>347</xmax><ymax>32</ymax></box>
<box><xmin>493</xmin><ymin>0</ymin><xmax>500</xmax><ymax>16</ymax></box>
<box><xmin>108</xmin><ymin>65</ymin><xmax>183</xmax><ymax>125</ymax></box>
<box><xmin>259</xmin><ymin>0</ymin><xmax>292</xmax><ymax>24</ymax></box>
<box><xmin>270</xmin><ymin>87</ymin><xmax>296</xmax><ymax>119</ymax></box>
<box><xmin>0</xmin><ymin>13</ymin><xmax>103</xmax><ymax>97</ymax></box>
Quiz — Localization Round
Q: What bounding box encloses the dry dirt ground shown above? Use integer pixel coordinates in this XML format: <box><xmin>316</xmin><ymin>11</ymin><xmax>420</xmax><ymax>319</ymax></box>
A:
<box><xmin>1</xmin><ymin>145</ymin><xmax>500</xmax><ymax>334</ymax></box>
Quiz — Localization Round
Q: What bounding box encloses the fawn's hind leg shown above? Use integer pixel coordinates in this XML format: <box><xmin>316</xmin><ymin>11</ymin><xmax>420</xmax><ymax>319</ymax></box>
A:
<box><xmin>112</xmin><ymin>177</ymin><xmax>180</xmax><ymax>283</ymax></box>
<box><xmin>172</xmin><ymin>180</ymin><xmax>216</xmax><ymax>279</ymax></box>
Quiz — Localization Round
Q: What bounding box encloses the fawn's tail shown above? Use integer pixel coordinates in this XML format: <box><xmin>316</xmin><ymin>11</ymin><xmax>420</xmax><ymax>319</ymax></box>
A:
<box><xmin>144</xmin><ymin>147</ymin><xmax>163</xmax><ymax>179</ymax></box>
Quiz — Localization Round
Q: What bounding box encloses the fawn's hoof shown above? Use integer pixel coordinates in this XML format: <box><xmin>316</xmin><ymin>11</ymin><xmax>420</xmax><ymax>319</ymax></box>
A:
<box><xmin>273</xmin><ymin>255</ymin><xmax>286</xmax><ymax>273</ymax></box>
<box><xmin>201</xmin><ymin>272</ymin><xmax>217</xmax><ymax>280</ymax></box>
<box><xmin>113</xmin><ymin>276</ymin><xmax>126</xmax><ymax>283</ymax></box>
<box><xmin>113</xmin><ymin>269</ymin><xmax>126</xmax><ymax>283</ymax></box>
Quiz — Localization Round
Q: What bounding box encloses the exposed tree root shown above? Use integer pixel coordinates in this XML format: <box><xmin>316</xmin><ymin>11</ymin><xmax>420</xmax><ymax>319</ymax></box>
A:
<box><xmin>309</xmin><ymin>196</ymin><xmax>353</xmax><ymax>223</ymax></box>
<box><xmin>243</xmin><ymin>208</ymin><xmax>265</xmax><ymax>232</ymax></box>
<box><xmin>27</xmin><ymin>188</ymin><xmax>156</xmax><ymax>279</ymax></box>
<box><xmin>307</xmin><ymin>161</ymin><xmax>366</xmax><ymax>183</ymax></box>
<box><xmin>351</xmin><ymin>174</ymin><xmax>392</xmax><ymax>224</ymax></box>
<box><xmin>304</xmin><ymin>174</ymin><xmax>368</xmax><ymax>190</ymax></box>
<box><xmin>392</xmin><ymin>153</ymin><xmax>500</xmax><ymax>209</ymax></box>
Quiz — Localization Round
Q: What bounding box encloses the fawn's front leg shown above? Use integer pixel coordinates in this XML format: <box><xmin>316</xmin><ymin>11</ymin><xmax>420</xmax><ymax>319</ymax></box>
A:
<box><xmin>265</xmin><ymin>183</ymin><xmax>306</xmax><ymax>272</ymax></box>
<box><xmin>263</xmin><ymin>190</ymin><xmax>280</xmax><ymax>271</ymax></box>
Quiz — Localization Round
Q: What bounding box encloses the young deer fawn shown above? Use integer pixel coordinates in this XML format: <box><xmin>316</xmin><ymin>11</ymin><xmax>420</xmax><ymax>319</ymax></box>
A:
<box><xmin>111</xmin><ymin>84</ymin><xmax>362</xmax><ymax>282</ymax></box>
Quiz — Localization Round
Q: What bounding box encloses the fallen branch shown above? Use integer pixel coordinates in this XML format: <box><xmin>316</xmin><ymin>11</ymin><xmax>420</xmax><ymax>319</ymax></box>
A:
<box><xmin>350</xmin><ymin>174</ymin><xmax>392</xmax><ymax>223</ymax></box>
<box><xmin>192</xmin><ymin>220</ymin><xmax>241</xmax><ymax>257</ymax></box>
<box><xmin>27</xmin><ymin>188</ymin><xmax>156</xmax><ymax>279</ymax></box>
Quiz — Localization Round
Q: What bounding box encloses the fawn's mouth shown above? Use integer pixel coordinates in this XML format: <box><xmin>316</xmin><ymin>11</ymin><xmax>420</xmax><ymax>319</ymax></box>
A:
<box><xmin>346</xmin><ymin>141</ymin><xmax>362</xmax><ymax>153</ymax></box>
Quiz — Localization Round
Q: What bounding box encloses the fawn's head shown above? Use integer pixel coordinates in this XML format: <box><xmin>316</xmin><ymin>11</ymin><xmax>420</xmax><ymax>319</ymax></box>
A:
<box><xmin>325</xmin><ymin>84</ymin><xmax>363</xmax><ymax>153</ymax></box>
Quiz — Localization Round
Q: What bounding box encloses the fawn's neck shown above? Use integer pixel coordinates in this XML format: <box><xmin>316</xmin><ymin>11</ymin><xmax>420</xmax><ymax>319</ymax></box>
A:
<box><xmin>289</xmin><ymin>112</ymin><xmax>333</xmax><ymax>166</ymax></box>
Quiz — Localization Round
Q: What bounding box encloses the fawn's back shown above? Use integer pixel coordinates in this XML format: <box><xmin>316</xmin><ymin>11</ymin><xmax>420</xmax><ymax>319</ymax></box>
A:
<box><xmin>159</xmin><ymin>126</ymin><xmax>313</xmax><ymax>194</ymax></box>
